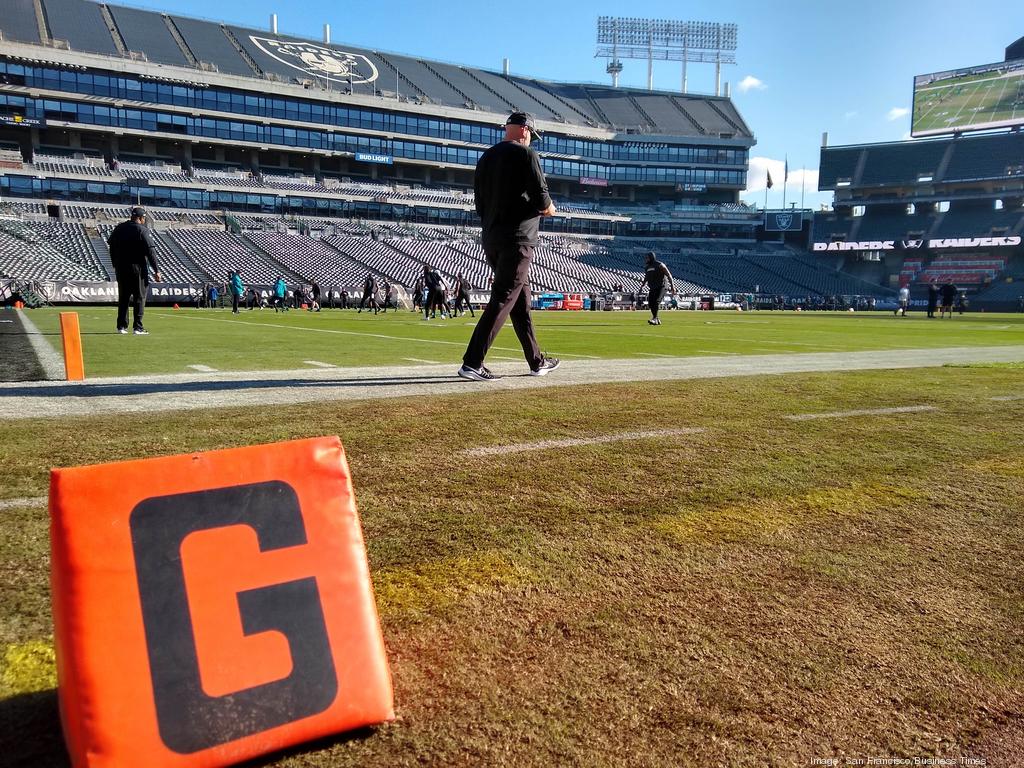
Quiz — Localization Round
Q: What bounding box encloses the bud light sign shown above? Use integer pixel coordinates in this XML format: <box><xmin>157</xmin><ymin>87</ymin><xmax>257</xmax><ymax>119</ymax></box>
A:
<box><xmin>355</xmin><ymin>153</ymin><xmax>393</xmax><ymax>165</ymax></box>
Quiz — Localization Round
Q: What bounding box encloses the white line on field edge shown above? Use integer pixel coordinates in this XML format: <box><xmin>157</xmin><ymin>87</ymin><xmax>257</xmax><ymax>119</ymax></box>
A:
<box><xmin>304</xmin><ymin>360</ymin><xmax>338</xmax><ymax>368</ymax></box>
<box><xmin>0</xmin><ymin>496</ymin><xmax>47</xmax><ymax>510</ymax></box>
<box><xmin>16</xmin><ymin>311</ymin><xmax>65</xmax><ymax>379</ymax></box>
<box><xmin>461</xmin><ymin>428</ymin><xmax>705</xmax><ymax>457</ymax></box>
<box><xmin>784</xmin><ymin>405</ymin><xmax>938</xmax><ymax>422</ymax></box>
<box><xmin>402</xmin><ymin>357</ymin><xmax>442</xmax><ymax>364</ymax></box>
<box><xmin>991</xmin><ymin>394</ymin><xmax>1024</xmax><ymax>401</ymax></box>
<box><xmin>187</xmin><ymin>364</ymin><xmax>219</xmax><ymax>372</ymax></box>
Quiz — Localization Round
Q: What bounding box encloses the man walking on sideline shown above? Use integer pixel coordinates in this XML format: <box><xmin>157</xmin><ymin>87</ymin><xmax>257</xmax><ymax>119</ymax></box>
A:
<box><xmin>459</xmin><ymin>112</ymin><xmax>560</xmax><ymax>381</ymax></box>
<box><xmin>638</xmin><ymin>252</ymin><xmax>676</xmax><ymax>325</ymax></box>
<box><xmin>109</xmin><ymin>206</ymin><xmax>161</xmax><ymax>335</ymax></box>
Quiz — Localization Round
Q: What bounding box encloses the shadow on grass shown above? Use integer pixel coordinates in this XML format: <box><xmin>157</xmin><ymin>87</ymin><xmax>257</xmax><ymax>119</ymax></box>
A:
<box><xmin>0</xmin><ymin>688</ymin><xmax>379</xmax><ymax>767</ymax></box>
<box><xmin>0</xmin><ymin>689</ymin><xmax>70</xmax><ymax>768</ymax></box>
<box><xmin>0</xmin><ymin>375</ymin><xmax>462</xmax><ymax>398</ymax></box>
<box><xmin>238</xmin><ymin>725</ymin><xmax>380</xmax><ymax>767</ymax></box>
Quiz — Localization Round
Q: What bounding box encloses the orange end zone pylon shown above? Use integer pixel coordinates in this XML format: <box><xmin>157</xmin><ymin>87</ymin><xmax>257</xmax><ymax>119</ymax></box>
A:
<box><xmin>58</xmin><ymin>312</ymin><xmax>85</xmax><ymax>381</ymax></box>
<box><xmin>49</xmin><ymin>436</ymin><xmax>394</xmax><ymax>768</ymax></box>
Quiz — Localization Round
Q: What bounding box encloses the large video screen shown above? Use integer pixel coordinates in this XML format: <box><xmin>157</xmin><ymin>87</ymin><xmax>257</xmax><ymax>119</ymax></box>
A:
<box><xmin>912</xmin><ymin>58</ymin><xmax>1024</xmax><ymax>137</ymax></box>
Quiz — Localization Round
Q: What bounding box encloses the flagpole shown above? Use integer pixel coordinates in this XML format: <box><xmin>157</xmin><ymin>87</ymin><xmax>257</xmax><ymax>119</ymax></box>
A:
<box><xmin>782</xmin><ymin>155</ymin><xmax>788</xmax><ymax>209</ymax></box>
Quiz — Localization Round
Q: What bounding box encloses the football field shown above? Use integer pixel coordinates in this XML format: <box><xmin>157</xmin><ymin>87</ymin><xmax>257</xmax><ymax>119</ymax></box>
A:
<box><xmin>913</xmin><ymin>68</ymin><xmax>1024</xmax><ymax>134</ymax></box>
<box><xmin>12</xmin><ymin>305</ymin><xmax>1024</xmax><ymax>378</ymax></box>
<box><xmin>2</xmin><ymin>307</ymin><xmax>1023</xmax><ymax>766</ymax></box>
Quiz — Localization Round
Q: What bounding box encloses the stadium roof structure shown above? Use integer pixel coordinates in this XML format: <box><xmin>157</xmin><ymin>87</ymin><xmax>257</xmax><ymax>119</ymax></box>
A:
<box><xmin>0</xmin><ymin>0</ymin><xmax>753</xmax><ymax>143</ymax></box>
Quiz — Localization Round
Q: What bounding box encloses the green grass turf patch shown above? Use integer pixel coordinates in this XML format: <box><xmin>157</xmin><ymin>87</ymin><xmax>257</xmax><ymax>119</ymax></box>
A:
<box><xmin>15</xmin><ymin>307</ymin><xmax>1024</xmax><ymax>378</ymax></box>
<box><xmin>1</xmin><ymin>365</ymin><xmax>1022</xmax><ymax>764</ymax></box>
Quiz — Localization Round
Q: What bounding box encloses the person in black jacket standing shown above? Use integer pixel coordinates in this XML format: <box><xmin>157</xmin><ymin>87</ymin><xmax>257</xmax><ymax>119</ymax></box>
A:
<box><xmin>108</xmin><ymin>206</ymin><xmax>161</xmax><ymax>335</ymax></box>
<box><xmin>638</xmin><ymin>252</ymin><xmax>676</xmax><ymax>326</ymax></box>
<box><xmin>927</xmin><ymin>281</ymin><xmax>939</xmax><ymax>319</ymax></box>
<box><xmin>458</xmin><ymin>112</ymin><xmax>559</xmax><ymax>380</ymax></box>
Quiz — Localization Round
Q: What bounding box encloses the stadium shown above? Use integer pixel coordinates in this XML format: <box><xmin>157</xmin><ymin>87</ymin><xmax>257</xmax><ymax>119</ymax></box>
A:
<box><xmin>0</xmin><ymin>2</ymin><xmax>1023</xmax><ymax>767</ymax></box>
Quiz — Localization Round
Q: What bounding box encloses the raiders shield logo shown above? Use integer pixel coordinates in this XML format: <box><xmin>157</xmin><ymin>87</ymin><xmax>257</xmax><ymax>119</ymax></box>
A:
<box><xmin>249</xmin><ymin>36</ymin><xmax>379</xmax><ymax>85</ymax></box>
<box><xmin>776</xmin><ymin>213</ymin><xmax>793</xmax><ymax>230</ymax></box>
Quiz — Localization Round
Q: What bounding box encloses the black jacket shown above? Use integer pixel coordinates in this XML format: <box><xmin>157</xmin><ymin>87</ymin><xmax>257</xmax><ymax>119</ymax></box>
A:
<box><xmin>474</xmin><ymin>141</ymin><xmax>552</xmax><ymax>247</ymax></box>
<box><xmin>108</xmin><ymin>221</ymin><xmax>159</xmax><ymax>283</ymax></box>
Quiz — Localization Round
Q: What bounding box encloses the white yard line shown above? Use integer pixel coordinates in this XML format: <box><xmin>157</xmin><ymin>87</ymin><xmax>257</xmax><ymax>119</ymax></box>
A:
<box><xmin>187</xmin><ymin>364</ymin><xmax>219</xmax><ymax>373</ymax></box>
<box><xmin>784</xmin><ymin>405</ymin><xmax>937</xmax><ymax>422</ymax></box>
<box><xmin>990</xmin><ymin>395</ymin><xmax>1024</xmax><ymax>402</ymax></box>
<box><xmin>166</xmin><ymin>312</ymin><xmax>522</xmax><ymax>352</ymax></box>
<box><xmin>462</xmin><ymin>428</ymin><xmax>705</xmax><ymax>457</ymax></box>
<box><xmin>489</xmin><ymin>355</ymin><xmax>522</xmax><ymax>361</ymax></box>
<box><xmin>0</xmin><ymin>496</ymin><xmax>47</xmax><ymax>510</ymax></box>
<box><xmin>16</xmin><ymin>310</ymin><xmax>66</xmax><ymax>380</ymax></box>
<box><xmin>303</xmin><ymin>360</ymin><xmax>338</xmax><ymax>368</ymax></box>
<box><xmin>636</xmin><ymin>352</ymin><xmax>677</xmax><ymax>358</ymax></box>
<box><xmin>402</xmin><ymin>357</ymin><xmax>442</xmax><ymax>364</ymax></box>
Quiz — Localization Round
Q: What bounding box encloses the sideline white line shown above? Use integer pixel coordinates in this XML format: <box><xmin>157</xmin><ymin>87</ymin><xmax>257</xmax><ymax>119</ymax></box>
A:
<box><xmin>991</xmin><ymin>394</ymin><xmax>1024</xmax><ymax>402</ymax></box>
<box><xmin>462</xmin><ymin>428</ymin><xmax>705</xmax><ymax>457</ymax></box>
<box><xmin>490</xmin><ymin>355</ymin><xmax>522</xmax><ymax>361</ymax></box>
<box><xmin>402</xmin><ymin>357</ymin><xmax>441</xmax><ymax>364</ymax></box>
<box><xmin>165</xmin><ymin>312</ymin><xmax>523</xmax><ymax>352</ymax></box>
<box><xmin>16</xmin><ymin>311</ymin><xmax>65</xmax><ymax>380</ymax></box>
<box><xmin>187</xmin><ymin>364</ymin><xmax>219</xmax><ymax>372</ymax></box>
<box><xmin>785</xmin><ymin>405</ymin><xmax>937</xmax><ymax>422</ymax></box>
<box><xmin>0</xmin><ymin>496</ymin><xmax>47</xmax><ymax>510</ymax></box>
<box><xmin>303</xmin><ymin>360</ymin><xmax>338</xmax><ymax>368</ymax></box>
<box><xmin>636</xmin><ymin>352</ymin><xmax>677</xmax><ymax>358</ymax></box>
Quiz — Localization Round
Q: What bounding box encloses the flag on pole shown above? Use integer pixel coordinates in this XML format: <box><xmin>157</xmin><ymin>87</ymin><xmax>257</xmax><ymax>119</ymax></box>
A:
<box><xmin>784</xmin><ymin>156</ymin><xmax>789</xmax><ymax>181</ymax></box>
<box><xmin>766</xmin><ymin>170</ymin><xmax>774</xmax><ymax>189</ymax></box>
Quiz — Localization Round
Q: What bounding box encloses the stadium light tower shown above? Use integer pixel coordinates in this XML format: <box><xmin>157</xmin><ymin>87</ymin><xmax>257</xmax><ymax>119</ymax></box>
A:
<box><xmin>595</xmin><ymin>17</ymin><xmax>738</xmax><ymax>95</ymax></box>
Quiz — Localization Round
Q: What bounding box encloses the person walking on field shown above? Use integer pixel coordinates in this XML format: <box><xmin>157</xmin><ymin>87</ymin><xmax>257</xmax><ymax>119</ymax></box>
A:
<box><xmin>453</xmin><ymin>272</ymin><xmax>475</xmax><ymax>318</ymax></box>
<box><xmin>108</xmin><ymin>206</ymin><xmax>161</xmax><ymax>335</ymax></box>
<box><xmin>896</xmin><ymin>284</ymin><xmax>910</xmax><ymax>317</ymax></box>
<box><xmin>458</xmin><ymin>111</ymin><xmax>559</xmax><ymax>380</ymax></box>
<box><xmin>926</xmin><ymin>281</ymin><xmax>939</xmax><ymax>319</ymax></box>
<box><xmin>358</xmin><ymin>273</ymin><xmax>379</xmax><ymax>314</ymax></box>
<box><xmin>273</xmin><ymin>277</ymin><xmax>288</xmax><ymax>312</ymax></box>
<box><xmin>229</xmin><ymin>270</ymin><xmax>244</xmax><ymax>314</ymax></box>
<box><xmin>638</xmin><ymin>251</ymin><xmax>676</xmax><ymax>326</ymax></box>
<box><xmin>939</xmin><ymin>281</ymin><xmax>958</xmax><ymax>318</ymax></box>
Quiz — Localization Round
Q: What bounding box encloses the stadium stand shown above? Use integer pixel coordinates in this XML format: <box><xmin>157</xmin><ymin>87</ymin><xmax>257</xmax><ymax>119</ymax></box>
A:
<box><xmin>43</xmin><ymin>0</ymin><xmax>122</xmax><ymax>57</ymax></box>
<box><xmin>944</xmin><ymin>132</ymin><xmax>1024</xmax><ymax>181</ymax></box>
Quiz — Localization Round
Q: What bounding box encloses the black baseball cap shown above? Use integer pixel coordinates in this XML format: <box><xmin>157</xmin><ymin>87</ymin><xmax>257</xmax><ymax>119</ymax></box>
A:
<box><xmin>506</xmin><ymin>112</ymin><xmax>542</xmax><ymax>142</ymax></box>
<box><xmin>130</xmin><ymin>206</ymin><xmax>146</xmax><ymax>218</ymax></box>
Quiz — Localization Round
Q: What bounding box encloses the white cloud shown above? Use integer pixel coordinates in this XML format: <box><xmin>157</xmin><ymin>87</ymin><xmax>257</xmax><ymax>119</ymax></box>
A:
<box><xmin>737</xmin><ymin>75</ymin><xmax>766</xmax><ymax>93</ymax></box>
<box><xmin>743</xmin><ymin>157</ymin><xmax>825</xmax><ymax>209</ymax></box>
<box><xmin>887</xmin><ymin>107</ymin><xmax>910</xmax><ymax>121</ymax></box>
<box><xmin>844</xmin><ymin>110</ymin><xmax>859</xmax><ymax>120</ymax></box>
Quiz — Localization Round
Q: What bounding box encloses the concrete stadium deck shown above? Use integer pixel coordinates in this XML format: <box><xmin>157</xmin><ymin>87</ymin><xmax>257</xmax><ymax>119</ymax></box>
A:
<box><xmin>2</xmin><ymin>345</ymin><xmax>1023</xmax><ymax>421</ymax></box>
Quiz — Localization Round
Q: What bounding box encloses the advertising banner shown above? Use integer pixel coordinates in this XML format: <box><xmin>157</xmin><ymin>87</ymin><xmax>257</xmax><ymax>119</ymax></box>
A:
<box><xmin>354</xmin><ymin>153</ymin><xmax>393</xmax><ymax>165</ymax></box>
<box><xmin>812</xmin><ymin>236</ymin><xmax>1021</xmax><ymax>252</ymax></box>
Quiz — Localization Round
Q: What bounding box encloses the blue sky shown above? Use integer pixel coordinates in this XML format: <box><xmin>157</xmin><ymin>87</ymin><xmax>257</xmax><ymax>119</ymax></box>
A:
<box><xmin>126</xmin><ymin>0</ymin><xmax>1024</xmax><ymax>210</ymax></box>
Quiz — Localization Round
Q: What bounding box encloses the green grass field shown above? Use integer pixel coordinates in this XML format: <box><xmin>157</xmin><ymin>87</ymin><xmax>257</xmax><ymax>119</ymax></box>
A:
<box><xmin>18</xmin><ymin>306</ymin><xmax>1024</xmax><ymax>377</ymax></box>
<box><xmin>2</xmin><ymin>308</ymin><xmax>1023</xmax><ymax>765</ymax></box>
